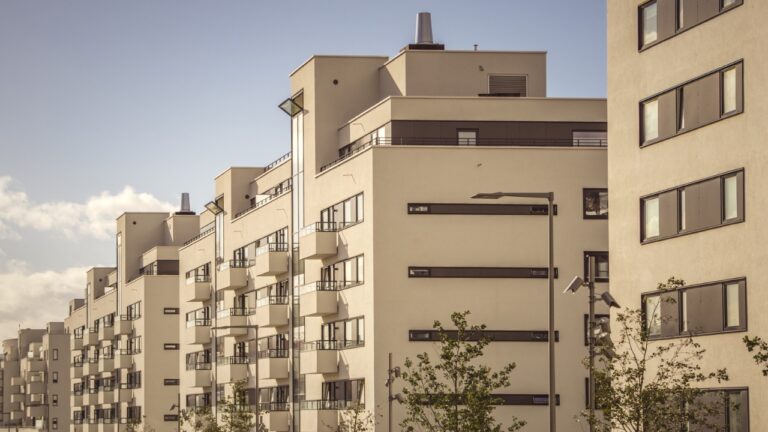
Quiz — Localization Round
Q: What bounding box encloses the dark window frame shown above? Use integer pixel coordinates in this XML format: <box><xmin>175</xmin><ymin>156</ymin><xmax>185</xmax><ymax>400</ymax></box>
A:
<box><xmin>638</xmin><ymin>0</ymin><xmax>744</xmax><ymax>51</ymax></box>
<box><xmin>640</xmin><ymin>168</ymin><xmax>745</xmax><ymax>244</ymax></box>
<box><xmin>409</xmin><ymin>329</ymin><xmax>559</xmax><ymax>343</ymax></box>
<box><xmin>583</xmin><ymin>189</ymin><xmax>608</xmax><ymax>220</ymax></box>
<box><xmin>407</xmin><ymin>203</ymin><xmax>557</xmax><ymax>216</ymax></box>
<box><xmin>641</xmin><ymin>277</ymin><xmax>747</xmax><ymax>340</ymax></box>
<box><xmin>408</xmin><ymin>266</ymin><xmax>558</xmax><ymax>279</ymax></box>
<box><xmin>639</xmin><ymin>60</ymin><xmax>744</xmax><ymax>148</ymax></box>
<box><xmin>583</xmin><ymin>251</ymin><xmax>609</xmax><ymax>283</ymax></box>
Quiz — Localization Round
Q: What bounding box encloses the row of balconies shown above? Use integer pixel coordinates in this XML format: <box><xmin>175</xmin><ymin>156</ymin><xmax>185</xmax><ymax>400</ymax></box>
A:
<box><xmin>72</xmin><ymin>319</ymin><xmax>134</xmax><ymax>350</ymax></box>
<box><xmin>71</xmin><ymin>351</ymin><xmax>135</xmax><ymax>379</ymax></box>
<box><xmin>184</xmin><ymin>353</ymin><xmax>290</xmax><ymax>387</ymax></box>
<box><xmin>73</xmin><ymin>387</ymin><xmax>133</xmax><ymax>406</ymax></box>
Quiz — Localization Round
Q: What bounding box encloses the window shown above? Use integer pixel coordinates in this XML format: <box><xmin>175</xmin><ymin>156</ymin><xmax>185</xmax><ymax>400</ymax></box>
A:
<box><xmin>583</xmin><ymin>189</ymin><xmax>608</xmax><ymax>219</ymax></box>
<box><xmin>52</xmin><ymin>394</ymin><xmax>58</xmax><ymax>406</ymax></box>
<box><xmin>487</xmin><ymin>75</ymin><xmax>527</xmax><ymax>96</ymax></box>
<box><xmin>408</xmin><ymin>203</ymin><xmax>555</xmax><ymax>216</ymax></box>
<box><xmin>644</xmin><ymin>278</ymin><xmax>746</xmax><ymax>339</ymax></box>
<box><xmin>641</xmin><ymin>2</ymin><xmax>658</xmax><ymax>46</ymax></box>
<box><xmin>677</xmin><ymin>0</ymin><xmax>685</xmax><ymax>29</ymax></box>
<box><xmin>641</xmin><ymin>62</ymin><xmax>743</xmax><ymax>146</ymax></box>
<box><xmin>320</xmin><ymin>194</ymin><xmax>364</xmax><ymax>228</ymax></box>
<box><xmin>642</xmin><ymin>196</ymin><xmax>660</xmax><ymax>240</ymax></box>
<box><xmin>126</xmin><ymin>301</ymin><xmax>141</xmax><ymax>320</ymax></box>
<box><xmin>52</xmin><ymin>372</ymin><xmax>58</xmax><ymax>383</ymax></box>
<box><xmin>408</xmin><ymin>266</ymin><xmax>558</xmax><ymax>279</ymax></box>
<box><xmin>410</xmin><ymin>330</ymin><xmax>557</xmax><ymax>342</ymax></box>
<box><xmin>322</xmin><ymin>255</ymin><xmax>364</xmax><ymax>287</ymax></box>
<box><xmin>52</xmin><ymin>418</ymin><xmax>58</xmax><ymax>430</ymax></box>
<box><xmin>457</xmin><ymin>129</ymin><xmax>478</xmax><ymax>146</ymax></box>
<box><xmin>642</xmin><ymin>170</ymin><xmax>744</xmax><ymax>243</ymax></box>
<box><xmin>52</xmin><ymin>349</ymin><xmax>58</xmax><ymax>360</ymax></box>
<box><xmin>322</xmin><ymin>379</ymin><xmax>365</xmax><ymax>405</ymax></box>
<box><xmin>642</xmin><ymin>99</ymin><xmax>659</xmax><ymax>143</ymax></box>
<box><xmin>722</xmin><ymin>0</ymin><xmax>738</xmax><ymax>9</ymax></box>
<box><xmin>584</xmin><ymin>252</ymin><xmax>609</xmax><ymax>282</ymax></box>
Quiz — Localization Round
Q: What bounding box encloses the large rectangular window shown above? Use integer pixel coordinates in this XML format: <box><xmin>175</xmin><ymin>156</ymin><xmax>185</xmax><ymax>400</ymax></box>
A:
<box><xmin>643</xmin><ymin>278</ymin><xmax>746</xmax><ymax>339</ymax></box>
<box><xmin>321</xmin><ymin>255</ymin><xmax>364</xmax><ymax>287</ymax></box>
<box><xmin>640</xmin><ymin>61</ymin><xmax>743</xmax><ymax>146</ymax></box>
<box><xmin>583</xmin><ymin>189</ymin><xmax>608</xmax><ymax>219</ymax></box>
<box><xmin>641</xmin><ymin>1</ymin><xmax>658</xmax><ymax>46</ymax></box>
<box><xmin>320</xmin><ymin>193</ymin><xmax>364</xmax><ymax>229</ymax></box>
<box><xmin>641</xmin><ymin>170</ymin><xmax>744</xmax><ymax>243</ymax></box>
<box><xmin>639</xmin><ymin>0</ymin><xmax>743</xmax><ymax>49</ymax></box>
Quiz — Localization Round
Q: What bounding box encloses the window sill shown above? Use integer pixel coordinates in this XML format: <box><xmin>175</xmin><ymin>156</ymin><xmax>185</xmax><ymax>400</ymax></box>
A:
<box><xmin>647</xmin><ymin>327</ymin><xmax>747</xmax><ymax>342</ymax></box>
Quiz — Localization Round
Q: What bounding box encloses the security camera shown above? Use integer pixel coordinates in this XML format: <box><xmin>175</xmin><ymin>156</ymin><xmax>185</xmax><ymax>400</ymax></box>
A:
<box><xmin>600</xmin><ymin>292</ymin><xmax>621</xmax><ymax>308</ymax></box>
<box><xmin>563</xmin><ymin>276</ymin><xmax>585</xmax><ymax>294</ymax></box>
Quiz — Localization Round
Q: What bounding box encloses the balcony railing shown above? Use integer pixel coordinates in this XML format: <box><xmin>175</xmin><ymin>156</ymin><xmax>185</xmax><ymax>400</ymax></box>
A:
<box><xmin>255</xmin><ymin>243</ymin><xmax>289</xmax><ymax>256</ymax></box>
<box><xmin>264</xmin><ymin>151</ymin><xmax>291</xmax><ymax>171</ymax></box>
<box><xmin>258</xmin><ymin>402</ymin><xmax>289</xmax><ymax>411</ymax></box>
<box><xmin>234</xmin><ymin>181</ymin><xmax>292</xmax><ymax>219</ymax></box>
<box><xmin>255</xmin><ymin>349</ymin><xmax>289</xmax><ymax>359</ymax></box>
<box><xmin>300</xmin><ymin>340</ymin><xmax>344</xmax><ymax>352</ymax></box>
<box><xmin>186</xmin><ymin>362</ymin><xmax>212</xmax><ymax>371</ymax></box>
<box><xmin>216</xmin><ymin>307</ymin><xmax>255</xmax><ymax>318</ymax></box>
<box><xmin>300</xmin><ymin>400</ymin><xmax>362</xmax><ymax>410</ymax></box>
<box><xmin>219</xmin><ymin>356</ymin><xmax>249</xmax><ymax>365</ymax></box>
<box><xmin>186</xmin><ymin>318</ymin><xmax>211</xmax><ymax>328</ymax></box>
<box><xmin>299</xmin><ymin>222</ymin><xmax>341</xmax><ymax>237</ymax></box>
<box><xmin>217</xmin><ymin>259</ymin><xmax>254</xmax><ymax>271</ymax></box>
<box><xmin>186</xmin><ymin>274</ymin><xmax>211</xmax><ymax>284</ymax></box>
<box><xmin>255</xmin><ymin>295</ymin><xmax>289</xmax><ymax>307</ymax></box>
<box><xmin>299</xmin><ymin>280</ymin><xmax>361</xmax><ymax>295</ymax></box>
<box><xmin>320</xmin><ymin>136</ymin><xmax>608</xmax><ymax>172</ymax></box>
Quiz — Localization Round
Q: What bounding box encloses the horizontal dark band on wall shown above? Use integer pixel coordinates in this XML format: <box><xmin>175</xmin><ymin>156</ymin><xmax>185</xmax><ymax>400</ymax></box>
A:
<box><xmin>164</xmin><ymin>379</ymin><xmax>180</xmax><ymax>386</ymax></box>
<box><xmin>408</xmin><ymin>203</ymin><xmax>557</xmax><ymax>216</ymax></box>
<box><xmin>409</xmin><ymin>330</ymin><xmax>559</xmax><ymax>342</ymax></box>
<box><xmin>415</xmin><ymin>393</ymin><xmax>560</xmax><ymax>406</ymax></box>
<box><xmin>409</xmin><ymin>266</ymin><xmax>558</xmax><ymax>279</ymax></box>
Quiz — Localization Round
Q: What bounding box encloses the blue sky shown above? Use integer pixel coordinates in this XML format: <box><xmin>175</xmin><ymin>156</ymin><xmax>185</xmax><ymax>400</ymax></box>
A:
<box><xmin>0</xmin><ymin>0</ymin><xmax>606</xmax><ymax>333</ymax></box>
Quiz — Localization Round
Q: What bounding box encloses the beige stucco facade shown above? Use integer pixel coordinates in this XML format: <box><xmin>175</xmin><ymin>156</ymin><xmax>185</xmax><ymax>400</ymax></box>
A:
<box><xmin>608</xmin><ymin>0</ymin><xmax>763</xmax><ymax>430</ymax></box>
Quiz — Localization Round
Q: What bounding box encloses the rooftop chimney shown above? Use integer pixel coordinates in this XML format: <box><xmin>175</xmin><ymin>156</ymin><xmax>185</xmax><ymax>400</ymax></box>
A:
<box><xmin>176</xmin><ymin>192</ymin><xmax>195</xmax><ymax>215</ymax></box>
<box><xmin>405</xmin><ymin>12</ymin><xmax>444</xmax><ymax>51</ymax></box>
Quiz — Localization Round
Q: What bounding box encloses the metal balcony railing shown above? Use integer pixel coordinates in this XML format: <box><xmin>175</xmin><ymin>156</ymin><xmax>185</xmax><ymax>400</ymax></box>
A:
<box><xmin>255</xmin><ymin>349</ymin><xmax>289</xmax><ymax>359</ymax></box>
<box><xmin>256</xmin><ymin>295</ymin><xmax>289</xmax><ymax>307</ymax></box>
<box><xmin>299</xmin><ymin>222</ymin><xmax>341</xmax><ymax>237</ymax></box>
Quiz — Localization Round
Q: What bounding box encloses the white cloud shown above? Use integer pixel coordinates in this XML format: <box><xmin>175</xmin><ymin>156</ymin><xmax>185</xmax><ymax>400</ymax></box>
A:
<box><xmin>0</xmin><ymin>176</ymin><xmax>175</xmax><ymax>240</ymax></box>
<box><xmin>0</xmin><ymin>260</ymin><xmax>88</xmax><ymax>339</ymax></box>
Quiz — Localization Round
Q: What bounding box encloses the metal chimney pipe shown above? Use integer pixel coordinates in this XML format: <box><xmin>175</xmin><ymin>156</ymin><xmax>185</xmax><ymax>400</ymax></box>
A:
<box><xmin>416</xmin><ymin>12</ymin><xmax>434</xmax><ymax>44</ymax></box>
<box><xmin>180</xmin><ymin>193</ymin><xmax>191</xmax><ymax>213</ymax></box>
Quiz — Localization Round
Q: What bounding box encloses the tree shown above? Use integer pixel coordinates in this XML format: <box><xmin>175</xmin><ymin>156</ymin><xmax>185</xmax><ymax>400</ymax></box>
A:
<box><xmin>587</xmin><ymin>277</ymin><xmax>731</xmax><ymax>432</ymax></box>
<box><xmin>125</xmin><ymin>417</ymin><xmax>156</xmax><ymax>432</ymax></box>
<box><xmin>218</xmin><ymin>380</ymin><xmax>267</xmax><ymax>432</ymax></box>
<box><xmin>398</xmin><ymin>311</ymin><xmax>525</xmax><ymax>432</ymax></box>
<box><xmin>180</xmin><ymin>406</ymin><xmax>219</xmax><ymax>432</ymax></box>
<box><xmin>335</xmin><ymin>403</ymin><xmax>377</xmax><ymax>432</ymax></box>
<box><xmin>743</xmin><ymin>335</ymin><xmax>768</xmax><ymax>376</ymax></box>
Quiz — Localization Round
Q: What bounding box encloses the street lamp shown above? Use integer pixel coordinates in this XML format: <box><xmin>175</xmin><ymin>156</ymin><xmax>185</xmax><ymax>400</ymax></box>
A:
<box><xmin>471</xmin><ymin>191</ymin><xmax>556</xmax><ymax>432</ymax></box>
<box><xmin>563</xmin><ymin>255</ymin><xmax>621</xmax><ymax>431</ymax></box>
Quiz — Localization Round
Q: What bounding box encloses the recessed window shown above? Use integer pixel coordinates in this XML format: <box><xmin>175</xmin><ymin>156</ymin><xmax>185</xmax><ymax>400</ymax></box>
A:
<box><xmin>643</xmin><ymin>197</ymin><xmax>660</xmax><ymax>240</ymax></box>
<box><xmin>642</xmin><ymin>99</ymin><xmax>659</xmax><ymax>143</ymax></box>
<box><xmin>723</xmin><ymin>175</ymin><xmax>739</xmax><ymax>221</ymax></box>
<box><xmin>583</xmin><ymin>189</ymin><xmax>608</xmax><ymax>219</ymax></box>
<box><xmin>52</xmin><ymin>348</ymin><xmax>58</xmax><ymax>360</ymax></box>
<box><xmin>457</xmin><ymin>129</ymin><xmax>478</xmax><ymax>146</ymax></box>
<box><xmin>52</xmin><ymin>372</ymin><xmax>58</xmax><ymax>383</ymax></box>
<box><xmin>722</xmin><ymin>67</ymin><xmax>738</xmax><ymax>115</ymax></box>
<box><xmin>641</xmin><ymin>2</ymin><xmax>658</xmax><ymax>46</ymax></box>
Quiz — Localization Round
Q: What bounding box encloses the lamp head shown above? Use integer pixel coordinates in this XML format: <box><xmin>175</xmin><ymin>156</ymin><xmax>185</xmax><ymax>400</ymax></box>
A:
<box><xmin>563</xmin><ymin>276</ymin><xmax>585</xmax><ymax>294</ymax></box>
<box><xmin>600</xmin><ymin>292</ymin><xmax>621</xmax><ymax>308</ymax></box>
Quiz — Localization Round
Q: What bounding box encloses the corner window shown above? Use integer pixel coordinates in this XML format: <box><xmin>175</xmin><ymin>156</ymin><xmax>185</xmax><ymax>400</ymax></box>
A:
<box><xmin>641</xmin><ymin>2</ymin><xmax>658</xmax><ymax>46</ymax></box>
<box><xmin>457</xmin><ymin>129</ymin><xmax>478</xmax><ymax>146</ymax></box>
<box><xmin>643</xmin><ymin>196</ymin><xmax>660</xmax><ymax>240</ymax></box>
<box><xmin>722</xmin><ymin>67</ymin><xmax>738</xmax><ymax>115</ymax></box>
<box><xmin>642</xmin><ymin>99</ymin><xmax>659</xmax><ymax>143</ymax></box>
<box><xmin>583</xmin><ymin>189</ymin><xmax>608</xmax><ymax>219</ymax></box>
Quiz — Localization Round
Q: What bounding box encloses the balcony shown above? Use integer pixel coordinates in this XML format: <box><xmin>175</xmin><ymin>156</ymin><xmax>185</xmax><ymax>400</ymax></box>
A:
<box><xmin>299</xmin><ymin>223</ymin><xmax>339</xmax><ymax>260</ymax></box>
<box><xmin>184</xmin><ymin>275</ymin><xmax>212</xmax><ymax>302</ymax></box>
<box><xmin>9</xmin><ymin>410</ymin><xmax>23</xmax><ymax>421</ymax></box>
<box><xmin>256</xmin><ymin>350</ymin><xmax>289</xmax><ymax>380</ymax></box>
<box><xmin>25</xmin><ymin>404</ymin><xmax>46</xmax><ymax>419</ymax></box>
<box><xmin>98</xmin><ymin>323</ymin><xmax>114</xmax><ymax>341</ymax></box>
<box><xmin>71</xmin><ymin>361</ymin><xmax>84</xmax><ymax>379</ymax></box>
<box><xmin>10</xmin><ymin>376</ymin><xmax>24</xmax><ymax>386</ymax></box>
<box><xmin>216</xmin><ymin>308</ymin><xmax>252</xmax><ymax>338</ymax></box>
<box><xmin>85</xmin><ymin>389</ymin><xmax>99</xmax><ymax>406</ymax></box>
<box><xmin>118</xmin><ymin>385</ymin><xmax>134</xmax><ymax>402</ymax></box>
<box><xmin>23</xmin><ymin>357</ymin><xmax>45</xmax><ymax>372</ymax></box>
<box><xmin>115</xmin><ymin>318</ymin><xmax>133</xmax><ymax>335</ymax></box>
<box><xmin>98</xmin><ymin>387</ymin><xmax>115</xmax><ymax>405</ymax></box>
<box><xmin>10</xmin><ymin>393</ymin><xmax>24</xmax><ymax>404</ymax></box>
<box><xmin>300</xmin><ymin>402</ymin><xmax>344</xmax><ymax>432</ymax></box>
<box><xmin>115</xmin><ymin>351</ymin><xmax>132</xmax><ymax>369</ymax></box>
<box><xmin>98</xmin><ymin>354</ymin><xmax>114</xmax><ymax>372</ymax></box>
<box><xmin>299</xmin><ymin>341</ymin><xmax>340</xmax><ymax>375</ymax></box>
<box><xmin>216</xmin><ymin>356</ymin><xmax>248</xmax><ymax>383</ymax></box>
<box><xmin>259</xmin><ymin>405</ymin><xmax>290</xmax><ymax>432</ymax></box>
<box><xmin>26</xmin><ymin>381</ymin><xmax>44</xmax><ymax>395</ymax></box>
<box><xmin>72</xmin><ymin>389</ymin><xmax>83</xmax><ymax>406</ymax></box>
<box><xmin>298</xmin><ymin>282</ymin><xmax>344</xmax><ymax>317</ymax></box>
<box><xmin>84</xmin><ymin>358</ymin><xmax>99</xmax><ymax>375</ymax></box>
<box><xmin>72</xmin><ymin>335</ymin><xmax>84</xmax><ymax>350</ymax></box>
<box><xmin>185</xmin><ymin>319</ymin><xmax>212</xmax><ymax>344</ymax></box>
<box><xmin>85</xmin><ymin>329</ymin><xmax>99</xmax><ymax>345</ymax></box>
<box><xmin>8</xmin><ymin>401</ymin><xmax>21</xmax><ymax>412</ymax></box>
<box><xmin>28</xmin><ymin>392</ymin><xmax>45</xmax><ymax>405</ymax></box>
<box><xmin>253</xmin><ymin>244</ymin><xmax>289</xmax><ymax>276</ymax></box>
<box><xmin>217</xmin><ymin>260</ymin><xmax>251</xmax><ymax>290</ymax></box>
<box><xmin>252</xmin><ymin>296</ymin><xmax>289</xmax><ymax>328</ymax></box>
<box><xmin>185</xmin><ymin>363</ymin><xmax>212</xmax><ymax>388</ymax></box>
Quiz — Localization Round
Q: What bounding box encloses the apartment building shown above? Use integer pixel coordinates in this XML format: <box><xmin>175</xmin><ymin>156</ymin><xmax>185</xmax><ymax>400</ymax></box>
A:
<box><xmin>608</xmin><ymin>0</ymin><xmax>760</xmax><ymax>430</ymax></box>
<box><xmin>179</xmin><ymin>17</ymin><xmax>609</xmax><ymax>432</ymax></box>
<box><xmin>0</xmin><ymin>325</ymin><xmax>67</xmax><ymax>431</ymax></box>
<box><xmin>64</xmin><ymin>210</ymin><xmax>199</xmax><ymax>432</ymax></box>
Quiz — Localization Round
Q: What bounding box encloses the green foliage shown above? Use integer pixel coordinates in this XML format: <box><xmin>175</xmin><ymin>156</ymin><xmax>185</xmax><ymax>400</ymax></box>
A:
<box><xmin>125</xmin><ymin>417</ymin><xmax>155</xmax><ymax>432</ymax></box>
<box><xmin>180</xmin><ymin>406</ymin><xmax>219</xmax><ymax>432</ymax></box>
<box><xmin>335</xmin><ymin>403</ymin><xmax>378</xmax><ymax>432</ymax></box>
<box><xmin>218</xmin><ymin>380</ymin><xmax>266</xmax><ymax>432</ymax></box>
<box><xmin>587</xmin><ymin>277</ymin><xmax>731</xmax><ymax>432</ymax></box>
<box><xmin>398</xmin><ymin>311</ymin><xmax>525</xmax><ymax>432</ymax></box>
<box><xmin>743</xmin><ymin>335</ymin><xmax>768</xmax><ymax>376</ymax></box>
